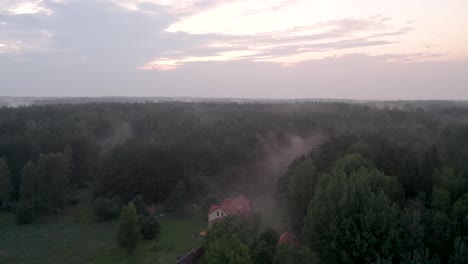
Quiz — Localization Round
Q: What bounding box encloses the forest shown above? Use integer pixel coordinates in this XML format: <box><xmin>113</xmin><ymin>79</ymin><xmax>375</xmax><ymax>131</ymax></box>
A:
<box><xmin>1</xmin><ymin>101</ymin><xmax>468</xmax><ymax>263</ymax></box>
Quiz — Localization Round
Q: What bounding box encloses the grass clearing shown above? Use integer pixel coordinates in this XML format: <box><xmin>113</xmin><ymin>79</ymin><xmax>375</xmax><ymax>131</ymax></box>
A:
<box><xmin>0</xmin><ymin>194</ymin><xmax>206</xmax><ymax>264</ymax></box>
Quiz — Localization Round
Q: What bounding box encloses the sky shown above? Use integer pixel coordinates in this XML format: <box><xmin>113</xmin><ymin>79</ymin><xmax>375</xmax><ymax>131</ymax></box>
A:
<box><xmin>0</xmin><ymin>0</ymin><xmax>467</xmax><ymax>99</ymax></box>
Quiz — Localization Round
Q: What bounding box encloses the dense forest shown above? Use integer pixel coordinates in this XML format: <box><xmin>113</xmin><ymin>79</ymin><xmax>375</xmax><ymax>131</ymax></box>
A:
<box><xmin>1</xmin><ymin>101</ymin><xmax>468</xmax><ymax>263</ymax></box>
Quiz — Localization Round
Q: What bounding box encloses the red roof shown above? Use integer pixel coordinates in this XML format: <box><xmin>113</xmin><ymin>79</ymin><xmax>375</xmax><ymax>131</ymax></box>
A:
<box><xmin>147</xmin><ymin>205</ymin><xmax>156</xmax><ymax>216</ymax></box>
<box><xmin>278</xmin><ymin>232</ymin><xmax>301</xmax><ymax>247</ymax></box>
<box><xmin>208</xmin><ymin>195</ymin><xmax>252</xmax><ymax>218</ymax></box>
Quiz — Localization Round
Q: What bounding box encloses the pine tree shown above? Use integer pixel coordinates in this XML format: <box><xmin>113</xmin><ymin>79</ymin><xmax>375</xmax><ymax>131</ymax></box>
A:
<box><xmin>165</xmin><ymin>180</ymin><xmax>189</xmax><ymax>213</ymax></box>
<box><xmin>0</xmin><ymin>158</ymin><xmax>12</xmax><ymax>209</ymax></box>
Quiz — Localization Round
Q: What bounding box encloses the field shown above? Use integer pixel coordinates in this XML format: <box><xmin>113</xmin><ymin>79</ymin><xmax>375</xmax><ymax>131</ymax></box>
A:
<box><xmin>0</xmin><ymin>194</ymin><xmax>206</xmax><ymax>264</ymax></box>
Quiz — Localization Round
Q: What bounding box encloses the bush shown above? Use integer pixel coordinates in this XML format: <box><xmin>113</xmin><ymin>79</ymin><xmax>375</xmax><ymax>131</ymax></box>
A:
<box><xmin>259</xmin><ymin>228</ymin><xmax>279</xmax><ymax>248</ymax></box>
<box><xmin>66</xmin><ymin>192</ymin><xmax>81</xmax><ymax>206</ymax></box>
<box><xmin>16</xmin><ymin>202</ymin><xmax>36</xmax><ymax>224</ymax></box>
<box><xmin>141</xmin><ymin>216</ymin><xmax>161</xmax><ymax>240</ymax></box>
<box><xmin>93</xmin><ymin>196</ymin><xmax>120</xmax><ymax>221</ymax></box>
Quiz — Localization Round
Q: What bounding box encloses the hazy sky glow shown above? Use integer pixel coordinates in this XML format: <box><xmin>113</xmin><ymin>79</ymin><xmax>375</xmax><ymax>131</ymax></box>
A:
<box><xmin>0</xmin><ymin>0</ymin><xmax>467</xmax><ymax>99</ymax></box>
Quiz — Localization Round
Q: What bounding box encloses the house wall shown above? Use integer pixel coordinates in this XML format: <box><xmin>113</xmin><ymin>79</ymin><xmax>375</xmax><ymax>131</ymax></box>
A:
<box><xmin>208</xmin><ymin>209</ymin><xmax>226</xmax><ymax>223</ymax></box>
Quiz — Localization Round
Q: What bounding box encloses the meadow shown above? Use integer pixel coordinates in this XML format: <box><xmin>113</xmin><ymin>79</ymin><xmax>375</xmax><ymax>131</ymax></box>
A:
<box><xmin>0</xmin><ymin>194</ymin><xmax>205</xmax><ymax>264</ymax></box>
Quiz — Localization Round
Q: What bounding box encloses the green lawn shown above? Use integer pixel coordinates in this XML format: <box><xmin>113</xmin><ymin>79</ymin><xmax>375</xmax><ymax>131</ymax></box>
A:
<box><xmin>0</xmin><ymin>196</ymin><xmax>206</xmax><ymax>264</ymax></box>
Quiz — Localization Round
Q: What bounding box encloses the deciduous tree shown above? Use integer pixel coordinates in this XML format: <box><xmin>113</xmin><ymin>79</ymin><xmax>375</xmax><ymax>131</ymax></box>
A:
<box><xmin>117</xmin><ymin>202</ymin><xmax>140</xmax><ymax>254</ymax></box>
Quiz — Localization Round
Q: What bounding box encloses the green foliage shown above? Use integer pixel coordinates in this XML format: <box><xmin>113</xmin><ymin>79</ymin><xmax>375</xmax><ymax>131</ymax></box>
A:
<box><xmin>431</xmin><ymin>188</ymin><xmax>451</xmax><ymax>212</ymax></box>
<box><xmin>1</xmin><ymin>207</ymin><xmax>205</xmax><ymax>264</ymax></box>
<box><xmin>2</xmin><ymin>101</ymin><xmax>468</xmax><ymax>263</ymax></box>
<box><xmin>0</xmin><ymin>158</ymin><xmax>12</xmax><ymax>208</ymax></box>
<box><xmin>208</xmin><ymin>215</ymin><xmax>260</xmax><ymax>246</ymax></box>
<box><xmin>399</xmin><ymin>201</ymin><xmax>428</xmax><ymax>258</ymax></box>
<box><xmin>428</xmin><ymin>211</ymin><xmax>456</xmax><ymax>260</ymax></box>
<box><xmin>258</xmin><ymin>227</ymin><xmax>279</xmax><ymax>248</ymax></box>
<box><xmin>15</xmin><ymin>202</ymin><xmax>36</xmax><ymax>224</ymax></box>
<box><xmin>19</xmin><ymin>161</ymin><xmax>37</xmax><ymax>206</ymax></box>
<box><xmin>273</xmin><ymin>244</ymin><xmax>318</xmax><ymax>264</ymax></box>
<box><xmin>251</xmin><ymin>240</ymin><xmax>274</xmax><ymax>264</ymax></box>
<box><xmin>131</xmin><ymin>194</ymin><xmax>147</xmax><ymax>216</ymax></box>
<box><xmin>204</xmin><ymin>215</ymin><xmax>275</xmax><ymax>264</ymax></box>
<box><xmin>93</xmin><ymin>196</ymin><xmax>120</xmax><ymax>221</ymax></box>
<box><xmin>249</xmin><ymin>228</ymin><xmax>279</xmax><ymax>264</ymax></box>
<box><xmin>450</xmin><ymin>237</ymin><xmax>468</xmax><ymax>264</ymax></box>
<box><xmin>141</xmin><ymin>216</ymin><xmax>161</xmax><ymax>240</ymax></box>
<box><xmin>35</xmin><ymin>151</ymin><xmax>71</xmax><ymax>213</ymax></box>
<box><xmin>418</xmin><ymin>147</ymin><xmax>442</xmax><ymax>195</ymax></box>
<box><xmin>303</xmin><ymin>161</ymin><xmax>401</xmax><ymax>263</ymax></box>
<box><xmin>331</xmin><ymin>153</ymin><xmax>374</xmax><ymax>175</ymax></box>
<box><xmin>451</xmin><ymin>194</ymin><xmax>468</xmax><ymax>235</ymax></box>
<box><xmin>165</xmin><ymin>180</ymin><xmax>189</xmax><ymax>213</ymax></box>
<box><xmin>400</xmin><ymin>249</ymin><xmax>441</xmax><ymax>264</ymax></box>
<box><xmin>434</xmin><ymin>168</ymin><xmax>465</xmax><ymax>203</ymax></box>
<box><xmin>201</xmin><ymin>235</ymin><xmax>253</xmax><ymax>264</ymax></box>
<box><xmin>17</xmin><ymin>152</ymin><xmax>72</xmax><ymax>217</ymax></box>
<box><xmin>276</xmin><ymin>158</ymin><xmax>319</xmax><ymax>232</ymax></box>
<box><xmin>117</xmin><ymin>202</ymin><xmax>140</xmax><ymax>254</ymax></box>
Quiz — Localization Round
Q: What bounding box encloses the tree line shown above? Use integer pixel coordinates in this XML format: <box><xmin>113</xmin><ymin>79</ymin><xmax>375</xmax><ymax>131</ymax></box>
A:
<box><xmin>0</xmin><ymin>101</ymin><xmax>467</xmax><ymax>231</ymax></box>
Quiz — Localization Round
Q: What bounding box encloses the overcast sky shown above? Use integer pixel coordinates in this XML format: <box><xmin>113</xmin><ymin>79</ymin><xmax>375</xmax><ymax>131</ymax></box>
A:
<box><xmin>0</xmin><ymin>0</ymin><xmax>467</xmax><ymax>99</ymax></box>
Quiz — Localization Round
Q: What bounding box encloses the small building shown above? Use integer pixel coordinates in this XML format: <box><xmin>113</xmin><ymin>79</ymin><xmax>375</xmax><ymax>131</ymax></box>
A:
<box><xmin>207</xmin><ymin>195</ymin><xmax>252</xmax><ymax>227</ymax></box>
<box><xmin>147</xmin><ymin>204</ymin><xmax>156</xmax><ymax>217</ymax></box>
<box><xmin>278</xmin><ymin>232</ymin><xmax>301</xmax><ymax>247</ymax></box>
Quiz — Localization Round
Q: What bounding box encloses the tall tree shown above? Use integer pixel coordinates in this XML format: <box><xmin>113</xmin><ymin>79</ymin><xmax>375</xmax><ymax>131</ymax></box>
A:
<box><xmin>131</xmin><ymin>194</ymin><xmax>147</xmax><ymax>216</ymax></box>
<box><xmin>276</xmin><ymin>157</ymin><xmax>319</xmax><ymax>232</ymax></box>
<box><xmin>35</xmin><ymin>151</ymin><xmax>71</xmax><ymax>212</ymax></box>
<box><xmin>165</xmin><ymin>180</ymin><xmax>189</xmax><ymax>213</ymax></box>
<box><xmin>117</xmin><ymin>202</ymin><xmax>140</xmax><ymax>254</ymax></box>
<box><xmin>0</xmin><ymin>158</ymin><xmax>12</xmax><ymax>209</ymax></box>
<box><xmin>19</xmin><ymin>161</ymin><xmax>38</xmax><ymax>207</ymax></box>
<box><xmin>287</xmin><ymin>158</ymin><xmax>318</xmax><ymax>232</ymax></box>
<box><xmin>418</xmin><ymin>147</ymin><xmax>441</xmax><ymax>195</ymax></box>
<box><xmin>303</xmin><ymin>165</ymin><xmax>401</xmax><ymax>263</ymax></box>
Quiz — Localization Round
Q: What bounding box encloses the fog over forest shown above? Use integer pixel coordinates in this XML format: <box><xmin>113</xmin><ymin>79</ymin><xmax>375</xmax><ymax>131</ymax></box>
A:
<box><xmin>1</xmin><ymin>100</ymin><xmax>468</xmax><ymax>263</ymax></box>
<box><xmin>2</xmin><ymin>0</ymin><xmax>468</xmax><ymax>263</ymax></box>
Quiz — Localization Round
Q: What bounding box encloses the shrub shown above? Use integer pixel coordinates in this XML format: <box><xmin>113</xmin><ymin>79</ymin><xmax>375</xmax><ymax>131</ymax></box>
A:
<box><xmin>66</xmin><ymin>192</ymin><xmax>81</xmax><ymax>206</ymax></box>
<box><xmin>141</xmin><ymin>216</ymin><xmax>161</xmax><ymax>240</ymax></box>
<box><xmin>16</xmin><ymin>202</ymin><xmax>36</xmax><ymax>224</ymax></box>
<box><xmin>93</xmin><ymin>196</ymin><xmax>119</xmax><ymax>221</ymax></box>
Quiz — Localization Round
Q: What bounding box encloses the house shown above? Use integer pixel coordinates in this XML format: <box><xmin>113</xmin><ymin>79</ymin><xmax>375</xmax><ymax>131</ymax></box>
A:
<box><xmin>146</xmin><ymin>204</ymin><xmax>156</xmax><ymax>217</ymax></box>
<box><xmin>278</xmin><ymin>232</ymin><xmax>301</xmax><ymax>247</ymax></box>
<box><xmin>207</xmin><ymin>195</ymin><xmax>252</xmax><ymax>227</ymax></box>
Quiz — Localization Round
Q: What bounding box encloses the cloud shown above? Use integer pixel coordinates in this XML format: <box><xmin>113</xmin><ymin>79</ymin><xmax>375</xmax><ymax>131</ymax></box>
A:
<box><xmin>0</xmin><ymin>0</ymin><xmax>467</xmax><ymax>99</ymax></box>
<box><xmin>0</xmin><ymin>26</ymin><xmax>53</xmax><ymax>54</ymax></box>
<box><xmin>0</xmin><ymin>0</ymin><xmax>53</xmax><ymax>15</ymax></box>
<box><xmin>106</xmin><ymin>0</ymin><xmax>226</xmax><ymax>16</ymax></box>
<box><xmin>140</xmin><ymin>17</ymin><xmax>413</xmax><ymax>70</ymax></box>
<box><xmin>138</xmin><ymin>49</ymin><xmax>262</xmax><ymax>71</ymax></box>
